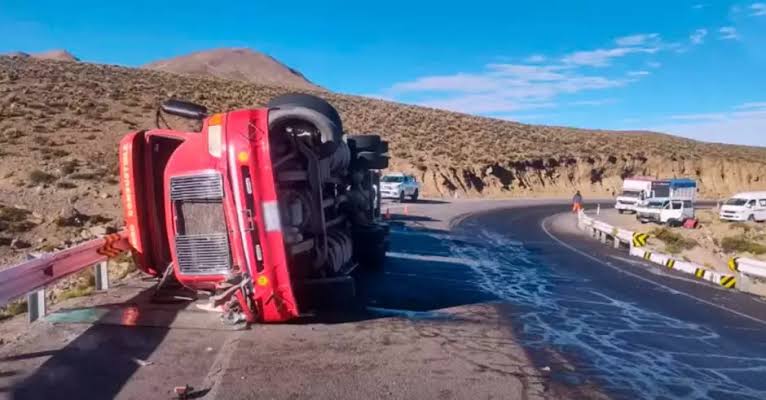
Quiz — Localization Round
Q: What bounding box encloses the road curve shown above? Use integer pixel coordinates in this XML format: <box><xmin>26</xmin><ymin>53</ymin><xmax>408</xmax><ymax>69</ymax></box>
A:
<box><xmin>453</xmin><ymin>204</ymin><xmax>766</xmax><ymax>400</ymax></box>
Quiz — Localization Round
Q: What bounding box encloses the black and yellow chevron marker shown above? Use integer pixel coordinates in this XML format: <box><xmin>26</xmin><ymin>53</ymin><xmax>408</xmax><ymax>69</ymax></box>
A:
<box><xmin>728</xmin><ymin>257</ymin><xmax>740</xmax><ymax>272</ymax></box>
<box><xmin>632</xmin><ymin>232</ymin><xmax>649</xmax><ymax>247</ymax></box>
<box><xmin>643</xmin><ymin>251</ymin><xmax>652</xmax><ymax>260</ymax></box>
<box><xmin>665</xmin><ymin>259</ymin><xmax>675</xmax><ymax>269</ymax></box>
<box><xmin>719</xmin><ymin>275</ymin><xmax>736</xmax><ymax>289</ymax></box>
<box><xmin>694</xmin><ymin>268</ymin><xmax>706</xmax><ymax>279</ymax></box>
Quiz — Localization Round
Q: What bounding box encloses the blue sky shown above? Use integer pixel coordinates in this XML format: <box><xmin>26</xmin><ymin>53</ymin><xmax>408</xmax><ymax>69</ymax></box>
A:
<box><xmin>1</xmin><ymin>1</ymin><xmax>765</xmax><ymax>146</ymax></box>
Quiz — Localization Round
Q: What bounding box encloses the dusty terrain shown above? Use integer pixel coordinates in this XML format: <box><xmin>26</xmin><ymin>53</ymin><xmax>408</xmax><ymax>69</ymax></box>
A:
<box><xmin>595</xmin><ymin>208</ymin><xmax>766</xmax><ymax>273</ymax></box>
<box><xmin>2</xmin><ymin>54</ymin><xmax>766</xmax><ymax>266</ymax></box>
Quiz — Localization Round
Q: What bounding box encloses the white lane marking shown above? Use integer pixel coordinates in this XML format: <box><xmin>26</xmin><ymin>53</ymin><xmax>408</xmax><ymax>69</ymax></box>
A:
<box><xmin>386</xmin><ymin>251</ymin><xmax>480</xmax><ymax>267</ymax></box>
<box><xmin>540</xmin><ymin>215</ymin><xmax>766</xmax><ymax>327</ymax></box>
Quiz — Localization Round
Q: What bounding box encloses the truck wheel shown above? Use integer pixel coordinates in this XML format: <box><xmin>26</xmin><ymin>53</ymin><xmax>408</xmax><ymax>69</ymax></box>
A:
<box><xmin>348</xmin><ymin>135</ymin><xmax>381</xmax><ymax>152</ymax></box>
<box><xmin>748</xmin><ymin>214</ymin><xmax>755</xmax><ymax>222</ymax></box>
<box><xmin>410</xmin><ymin>189</ymin><xmax>419</xmax><ymax>202</ymax></box>
<box><xmin>398</xmin><ymin>190</ymin><xmax>406</xmax><ymax>203</ymax></box>
<box><xmin>355</xmin><ymin>151</ymin><xmax>389</xmax><ymax>170</ymax></box>
<box><xmin>617</xmin><ymin>209</ymin><xmax>624</xmax><ymax>214</ymax></box>
<box><xmin>268</xmin><ymin>93</ymin><xmax>343</xmax><ymax>131</ymax></box>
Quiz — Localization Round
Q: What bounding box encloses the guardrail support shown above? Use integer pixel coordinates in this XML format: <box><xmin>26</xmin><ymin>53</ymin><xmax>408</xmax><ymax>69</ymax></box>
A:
<box><xmin>27</xmin><ymin>289</ymin><xmax>45</xmax><ymax>323</ymax></box>
<box><xmin>613</xmin><ymin>237</ymin><xmax>621</xmax><ymax>249</ymax></box>
<box><xmin>600</xmin><ymin>232</ymin><xmax>607</xmax><ymax>244</ymax></box>
<box><xmin>94</xmin><ymin>261</ymin><xmax>109</xmax><ymax>291</ymax></box>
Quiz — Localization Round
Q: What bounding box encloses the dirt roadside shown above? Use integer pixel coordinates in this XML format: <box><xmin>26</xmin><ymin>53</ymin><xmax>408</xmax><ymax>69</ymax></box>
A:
<box><xmin>0</xmin><ymin>198</ymin><xmax>589</xmax><ymax>400</ymax></box>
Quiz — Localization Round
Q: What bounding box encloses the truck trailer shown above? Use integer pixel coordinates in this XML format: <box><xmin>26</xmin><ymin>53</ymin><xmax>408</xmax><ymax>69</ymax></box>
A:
<box><xmin>119</xmin><ymin>94</ymin><xmax>390</xmax><ymax>325</ymax></box>
<box><xmin>614</xmin><ymin>176</ymin><xmax>654</xmax><ymax>214</ymax></box>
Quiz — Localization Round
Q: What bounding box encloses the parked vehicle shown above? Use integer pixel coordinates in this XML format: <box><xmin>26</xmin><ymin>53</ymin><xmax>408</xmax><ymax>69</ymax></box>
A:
<box><xmin>615</xmin><ymin>176</ymin><xmax>654</xmax><ymax>214</ymax></box>
<box><xmin>119</xmin><ymin>94</ymin><xmax>390</xmax><ymax>325</ymax></box>
<box><xmin>719</xmin><ymin>192</ymin><xmax>766</xmax><ymax>222</ymax></box>
<box><xmin>380</xmin><ymin>173</ymin><xmax>420</xmax><ymax>202</ymax></box>
<box><xmin>636</xmin><ymin>199</ymin><xmax>694</xmax><ymax>225</ymax></box>
<box><xmin>640</xmin><ymin>178</ymin><xmax>697</xmax><ymax>205</ymax></box>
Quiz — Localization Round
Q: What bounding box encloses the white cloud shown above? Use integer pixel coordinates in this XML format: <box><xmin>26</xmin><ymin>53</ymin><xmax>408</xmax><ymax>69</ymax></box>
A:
<box><xmin>562</xmin><ymin>46</ymin><xmax>659</xmax><ymax>67</ymax></box>
<box><xmin>615</xmin><ymin>33</ymin><xmax>660</xmax><ymax>46</ymax></box>
<box><xmin>524</xmin><ymin>54</ymin><xmax>546</xmax><ymax>63</ymax></box>
<box><xmin>571</xmin><ymin>98</ymin><xmax>617</xmax><ymax>106</ymax></box>
<box><xmin>737</xmin><ymin>102</ymin><xmax>766</xmax><ymax>109</ymax></box>
<box><xmin>647</xmin><ymin>61</ymin><xmax>662</xmax><ymax>68</ymax></box>
<box><xmin>384</xmin><ymin>61</ymin><xmax>626</xmax><ymax>114</ymax></box>
<box><xmin>627</xmin><ymin>70</ymin><xmax>650</xmax><ymax>77</ymax></box>
<box><xmin>719</xmin><ymin>26</ymin><xmax>739</xmax><ymax>40</ymax></box>
<box><xmin>750</xmin><ymin>3</ymin><xmax>766</xmax><ymax>16</ymax></box>
<box><xmin>690</xmin><ymin>28</ymin><xmax>708</xmax><ymax>44</ymax></box>
<box><xmin>651</xmin><ymin>103</ymin><xmax>766</xmax><ymax>146</ymax></box>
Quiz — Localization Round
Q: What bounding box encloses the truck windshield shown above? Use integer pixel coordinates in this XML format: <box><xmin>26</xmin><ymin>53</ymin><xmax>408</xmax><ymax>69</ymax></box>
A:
<box><xmin>647</xmin><ymin>201</ymin><xmax>665</xmax><ymax>209</ymax></box>
<box><xmin>725</xmin><ymin>198</ymin><xmax>748</xmax><ymax>206</ymax></box>
<box><xmin>381</xmin><ymin>176</ymin><xmax>404</xmax><ymax>183</ymax></box>
<box><xmin>621</xmin><ymin>190</ymin><xmax>642</xmax><ymax>197</ymax></box>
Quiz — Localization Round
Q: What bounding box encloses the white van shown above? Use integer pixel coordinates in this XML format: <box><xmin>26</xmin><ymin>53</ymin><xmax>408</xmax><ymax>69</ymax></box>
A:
<box><xmin>719</xmin><ymin>192</ymin><xmax>766</xmax><ymax>222</ymax></box>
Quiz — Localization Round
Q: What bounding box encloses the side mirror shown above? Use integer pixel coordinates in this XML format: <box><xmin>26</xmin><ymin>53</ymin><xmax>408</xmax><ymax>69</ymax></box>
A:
<box><xmin>161</xmin><ymin>99</ymin><xmax>208</xmax><ymax>120</ymax></box>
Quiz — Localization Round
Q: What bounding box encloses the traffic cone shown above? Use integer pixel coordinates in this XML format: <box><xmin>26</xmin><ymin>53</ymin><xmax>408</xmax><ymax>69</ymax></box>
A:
<box><xmin>384</xmin><ymin>208</ymin><xmax>390</xmax><ymax>220</ymax></box>
<box><xmin>404</xmin><ymin>205</ymin><xmax>409</xmax><ymax>215</ymax></box>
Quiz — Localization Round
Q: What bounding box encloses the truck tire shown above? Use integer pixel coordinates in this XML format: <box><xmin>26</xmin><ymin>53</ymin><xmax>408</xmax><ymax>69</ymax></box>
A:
<box><xmin>348</xmin><ymin>135</ymin><xmax>381</xmax><ymax>152</ymax></box>
<box><xmin>268</xmin><ymin>93</ymin><xmax>343</xmax><ymax>132</ymax></box>
<box><xmin>410</xmin><ymin>189</ymin><xmax>419</xmax><ymax>202</ymax></box>
<box><xmin>398</xmin><ymin>190</ymin><xmax>405</xmax><ymax>203</ymax></box>
<box><xmin>618</xmin><ymin>209</ymin><xmax>624</xmax><ymax>214</ymax></box>
<box><xmin>268</xmin><ymin>107</ymin><xmax>343</xmax><ymax>144</ymax></box>
<box><xmin>355</xmin><ymin>152</ymin><xmax>389</xmax><ymax>170</ymax></box>
<box><xmin>748</xmin><ymin>214</ymin><xmax>755</xmax><ymax>222</ymax></box>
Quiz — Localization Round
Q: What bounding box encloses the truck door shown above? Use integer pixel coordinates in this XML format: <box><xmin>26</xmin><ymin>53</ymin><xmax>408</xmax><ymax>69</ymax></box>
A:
<box><xmin>758</xmin><ymin>199</ymin><xmax>766</xmax><ymax>221</ymax></box>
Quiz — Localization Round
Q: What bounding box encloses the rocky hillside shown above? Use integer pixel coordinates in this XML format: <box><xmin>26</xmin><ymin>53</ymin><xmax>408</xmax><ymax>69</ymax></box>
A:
<box><xmin>143</xmin><ymin>48</ymin><xmax>319</xmax><ymax>91</ymax></box>
<box><xmin>4</xmin><ymin>50</ymin><xmax>79</xmax><ymax>62</ymax></box>
<box><xmin>1</xmin><ymin>56</ymin><xmax>766</xmax><ymax>262</ymax></box>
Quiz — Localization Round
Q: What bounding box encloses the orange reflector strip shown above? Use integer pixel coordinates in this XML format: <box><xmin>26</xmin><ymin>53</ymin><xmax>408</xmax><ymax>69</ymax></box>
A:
<box><xmin>256</xmin><ymin>276</ymin><xmax>269</xmax><ymax>286</ymax></box>
<box><xmin>238</xmin><ymin>151</ymin><xmax>249</xmax><ymax>163</ymax></box>
<box><xmin>207</xmin><ymin>113</ymin><xmax>223</xmax><ymax>126</ymax></box>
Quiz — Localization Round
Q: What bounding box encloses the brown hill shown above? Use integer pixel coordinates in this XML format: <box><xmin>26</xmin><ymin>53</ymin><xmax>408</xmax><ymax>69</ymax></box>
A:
<box><xmin>4</xmin><ymin>50</ymin><xmax>79</xmax><ymax>62</ymax></box>
<box><xmin>1</xmin><ymin>56</ymin><xmax>766</xmax><ymax>262</ymax></box>
<box><xmin>143</xmin><ymin>48</ymin><xmax>319</xmax><ymax>90</ymax></box>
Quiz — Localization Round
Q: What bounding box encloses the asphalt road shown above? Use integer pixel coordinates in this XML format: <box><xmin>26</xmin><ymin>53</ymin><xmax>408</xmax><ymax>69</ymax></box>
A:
<box><xmin>455</xmin><ymin>204</ymin><xmax>766</xmax><ymax>400</ymax></box>
<box><xmin>3</xmin><ymin>201</ymin><xmax>766</xmax><ymax>400</ymax></box>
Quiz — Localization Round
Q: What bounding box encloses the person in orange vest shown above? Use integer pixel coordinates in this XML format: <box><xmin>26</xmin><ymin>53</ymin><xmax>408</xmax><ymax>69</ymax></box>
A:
<box><xmin>572</xmin><ymin>190</ymin><xmax>583</xmax><ymax>213</ymax></box>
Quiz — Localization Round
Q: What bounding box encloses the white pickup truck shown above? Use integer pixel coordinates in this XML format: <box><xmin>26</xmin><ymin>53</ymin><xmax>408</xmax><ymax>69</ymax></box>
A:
<box><xmin>636</xmin><ymin>199</ymin><xmax>694</xmax><ymax>226</ymax></box>
<box><xmin>379</xmin><ymin>173</ymin><xmax>420</xmax><ymax>202</ymax></box>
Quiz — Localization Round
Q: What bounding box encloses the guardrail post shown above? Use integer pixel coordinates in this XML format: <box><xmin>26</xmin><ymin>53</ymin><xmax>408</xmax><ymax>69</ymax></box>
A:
<box><xmin>596</xmin><ymin>204</ymin><xmax>601</xmax><ymax>215</ymax></box>
<box><xmin>25</xmin><ymin>253</ymin><xmax>45</xmax><ymax>323</ymax></box>
<box><xmin>614</xmin><ymin>237</ymin><xmax>621</xmax><ymax>249</ymax></box>
<box><xmin>27</xmin><ymin>289</ymin><xmax>45</xmax><ymax>323</ymax></box>
<box><xmin>600</xmin><ymin>231</ymin><xmax>607</xmax><ymax>244</ymax></box>
<box><xmin>94</xmin><ymin>261</ymin><xmax>109</xmax><ymax>291</ymax></box>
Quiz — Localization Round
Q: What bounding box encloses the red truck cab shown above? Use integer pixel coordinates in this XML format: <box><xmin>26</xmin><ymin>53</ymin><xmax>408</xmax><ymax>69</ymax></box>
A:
<box><xmin>119</xmin><ymin>95</ymin><xmax>388</xmax><ymax>324</ymax></box>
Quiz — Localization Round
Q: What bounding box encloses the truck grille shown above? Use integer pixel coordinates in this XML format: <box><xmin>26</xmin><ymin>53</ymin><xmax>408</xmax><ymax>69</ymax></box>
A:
<box><xmin>171</xmin><ymin>172</ymin><xmax>230</xmax><ymax>275</ymax></box>
<box><xmin>175</xmin><ymin>233</ymin><xmax>231</xmax><ymax>275</ymax></box>
<box><xmin>170</xmin><ymin>173</ymin><xmax>223</xmax><ymax>201</ymax></box>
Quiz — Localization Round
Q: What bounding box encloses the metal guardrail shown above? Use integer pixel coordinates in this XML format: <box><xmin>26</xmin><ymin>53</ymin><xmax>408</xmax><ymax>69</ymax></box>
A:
<box><xmin>732</xmin><ymin>257</ymin><xmax>766</xmax><ymax>279</ymax></box>
<box><xmin>0</xmin><ymin>231</ymin><xmax>129</xmax><ymax>322</ymax></box>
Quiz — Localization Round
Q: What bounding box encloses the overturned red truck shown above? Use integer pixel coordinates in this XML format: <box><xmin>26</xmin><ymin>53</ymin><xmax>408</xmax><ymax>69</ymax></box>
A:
<box><xmin>119</xmin><ymin>94</ymin><xmax>389</xmax><ymax>324</ymax></box>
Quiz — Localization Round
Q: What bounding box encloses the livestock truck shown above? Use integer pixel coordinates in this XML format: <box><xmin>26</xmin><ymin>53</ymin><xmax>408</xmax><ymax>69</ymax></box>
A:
<box><xmin>119</xmin><ymin>94</ymin><xmax>390</xmax><ymax>325</ymax></box>
<box><xmin>635</xmin><ymin>178</ymin><xmax>697</xmax><ymax>225</ymax></box>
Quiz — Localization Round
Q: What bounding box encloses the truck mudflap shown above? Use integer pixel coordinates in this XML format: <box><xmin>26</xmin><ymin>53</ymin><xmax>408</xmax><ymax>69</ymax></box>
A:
<box><xmin>119</xmin><ymin>131</ymin><xmax>160</xmax><ymax>276</ymax></box>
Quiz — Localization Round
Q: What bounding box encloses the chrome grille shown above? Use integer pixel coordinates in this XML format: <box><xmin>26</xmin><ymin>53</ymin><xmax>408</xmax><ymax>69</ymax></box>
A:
<box><xmin>170</xmin><ymin>173</ymin><xmax>223</xmax><ymax>201</ymax></box>
<box><xmin>175</xmin><ymin>233</ymin><xmax>231</xmax><ymax>275</ymax></box>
